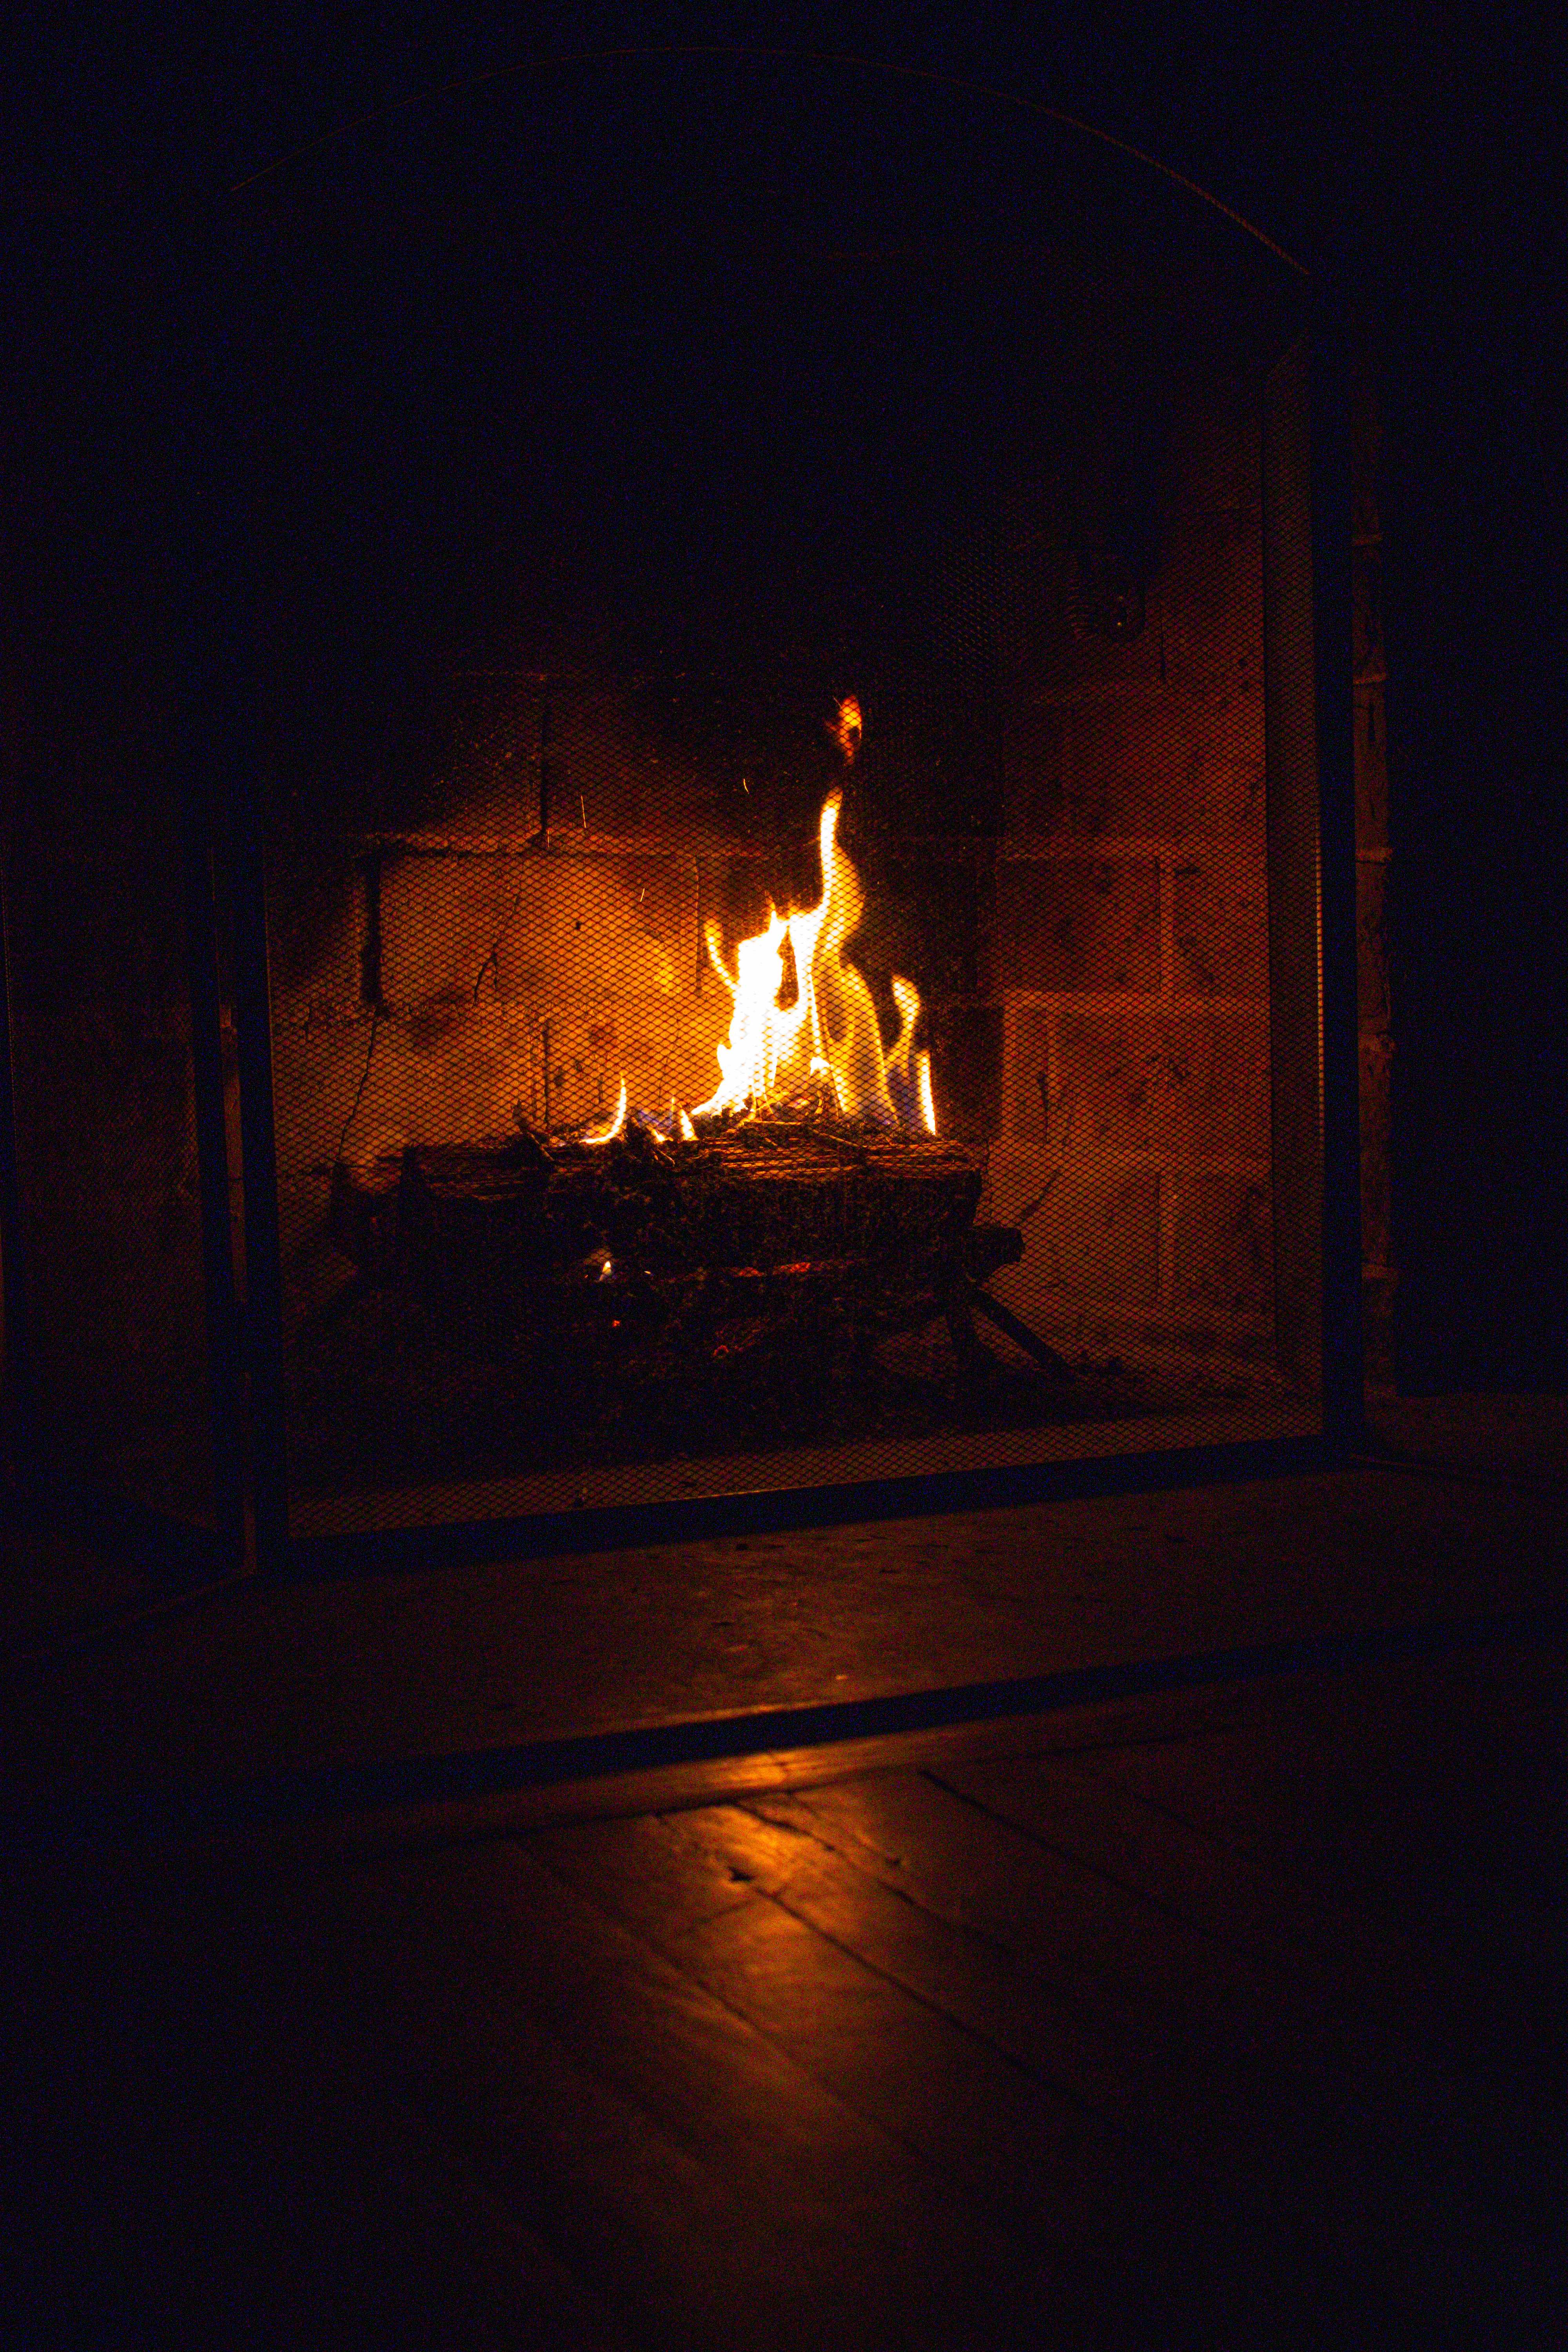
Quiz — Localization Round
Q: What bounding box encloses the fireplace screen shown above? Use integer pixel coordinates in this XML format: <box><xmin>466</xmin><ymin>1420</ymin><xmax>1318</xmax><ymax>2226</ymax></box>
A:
<box><xmin>4</xmin><ymin>57</ymin><xmax>1354</xmax><ymax>1568</ymax></box>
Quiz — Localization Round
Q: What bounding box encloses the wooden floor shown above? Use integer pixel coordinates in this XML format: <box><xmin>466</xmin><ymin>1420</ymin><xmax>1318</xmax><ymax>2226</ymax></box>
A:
<box><xmin>7</xmin><ymin>1635</ymin><xmax>1564</xmax><ymax>2349</ymax></box>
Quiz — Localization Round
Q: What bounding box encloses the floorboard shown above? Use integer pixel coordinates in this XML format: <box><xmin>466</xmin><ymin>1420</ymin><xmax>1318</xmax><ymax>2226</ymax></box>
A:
<box><xmin>6</xmin><ymin>1430</ymin><xmax>1566</xmax><ymax>2352</ymax></box>
<box><xmin>342</xmin><ymin>1840</ymin><xmax>1078</xmax><ymax>2352</ymax></box>
<box><xmin>533</xmin><ymin>1807</ymin><xmax>1138</xmax><ymax>2252</ymax></box>
<box><xmin>1089</xmin><ymin>1650</ymin><xmax>1568</xmax><ymax>2052</ymax></box>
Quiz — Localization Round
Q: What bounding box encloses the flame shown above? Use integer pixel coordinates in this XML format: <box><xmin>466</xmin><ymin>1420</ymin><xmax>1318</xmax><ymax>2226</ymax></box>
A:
<box><xmin>693</xmin><ymin>793</ymin><xmax>936</xmax><ymax>1132</ymax></box>
<box><xmin>583</xmin><ymin>1077</ymin><xmax>627</xmax><ymax>1143</ymax></box>
<box><xmin>677</xmin><ymin>1104</ymin><xmax>698</xmax><ymax>1142</ymax></box>
<box><xmin>835</xmin><ymin>695</ymin><xmax>863</xmax><ymax>764</ymax></box>
<box><xmin>916</xmin><ymin>1050</ymin><xmax>936</xmax><ymax>1137</ymax></box>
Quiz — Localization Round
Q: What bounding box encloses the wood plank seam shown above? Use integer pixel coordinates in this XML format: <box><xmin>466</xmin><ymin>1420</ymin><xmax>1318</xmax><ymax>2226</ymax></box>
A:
<box><xmin>528</xmin><ymin>1818</ymin><xmax>1142</xmax><ymax>2270</ymax></box>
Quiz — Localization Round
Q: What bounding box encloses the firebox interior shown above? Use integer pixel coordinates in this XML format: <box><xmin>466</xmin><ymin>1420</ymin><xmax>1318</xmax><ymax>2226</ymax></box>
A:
<box><xmin>2</xmin><ymin>56</ymin><xmax>1341</xmax><ymax>1560</ymax></box>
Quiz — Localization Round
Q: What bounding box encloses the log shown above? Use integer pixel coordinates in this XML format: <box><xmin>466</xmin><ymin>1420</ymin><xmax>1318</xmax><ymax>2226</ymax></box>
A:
<box><xmin>320</xmin><ymin>1123</ymin><xmax>1060</xmax><ymax>1390</ymax></box>
<box><xmin>394</xmin><ymin>1122</ymin><xmax>986</xmax><ymax>1292</ymax></box>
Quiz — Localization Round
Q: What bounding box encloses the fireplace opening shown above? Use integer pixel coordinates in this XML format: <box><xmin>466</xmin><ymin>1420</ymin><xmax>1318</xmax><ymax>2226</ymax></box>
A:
<box><xmin>2</xmin><ymin>55</ymin><xmax>1350</xmax><ymax>1560</ymax></box>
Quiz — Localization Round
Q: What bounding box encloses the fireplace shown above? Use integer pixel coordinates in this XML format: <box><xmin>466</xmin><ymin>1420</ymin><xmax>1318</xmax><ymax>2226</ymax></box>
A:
<box><xmin>0</xmin><ymin>56</ymin><xmax>1362</xmax><ymax>1573</ymax></box>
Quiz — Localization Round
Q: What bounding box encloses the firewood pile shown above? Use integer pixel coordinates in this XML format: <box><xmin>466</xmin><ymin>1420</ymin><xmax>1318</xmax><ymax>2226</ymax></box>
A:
<box><xmin>328</xmin><ymin>1104</ymin><xmax>1053</xmax><ymax>1377</ymax></box>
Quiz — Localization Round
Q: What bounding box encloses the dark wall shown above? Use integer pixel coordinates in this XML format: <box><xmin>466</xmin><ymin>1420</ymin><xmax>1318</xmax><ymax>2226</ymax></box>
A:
<box><xmin>1368</xmin><ymin>40</ymin><xmax>1567</xmax><ymax>1390</ymax></box>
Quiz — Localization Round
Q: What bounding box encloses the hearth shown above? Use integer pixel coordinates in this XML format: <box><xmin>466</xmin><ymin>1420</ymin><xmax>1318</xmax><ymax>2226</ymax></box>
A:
<box><xmin>1</xmin><ymin>56</ymin><xmax>1361</xmax><ymax>1573</ymax></box>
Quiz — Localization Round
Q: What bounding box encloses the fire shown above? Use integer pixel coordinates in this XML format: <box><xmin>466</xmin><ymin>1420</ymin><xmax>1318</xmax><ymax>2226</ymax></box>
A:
<box><xmin>693</xmin><ymin>793</ymin><xmax>936</xmax><ymax>1133</ymax></box>
<box><xmin>583</xmin><ymin>1076</ymin><xmax>628</xmax><ymax>1143</ymax></box>
<box><xmin>554</xmin><ymin>702</ymin><xmax>936</xmax><ymax>1143</ymax></box>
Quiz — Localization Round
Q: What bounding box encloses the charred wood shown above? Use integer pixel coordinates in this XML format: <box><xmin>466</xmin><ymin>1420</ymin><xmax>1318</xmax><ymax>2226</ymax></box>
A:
<box><xmin>324</xmin><ymin>1125</ymin><xmax>1058</xmax><ymax>1379</ymax></box>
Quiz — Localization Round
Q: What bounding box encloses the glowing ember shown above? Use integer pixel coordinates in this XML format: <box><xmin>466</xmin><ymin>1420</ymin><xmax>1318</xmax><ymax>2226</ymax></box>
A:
<box><xmin>693</xmin><ymin>793</ymin><xmax>936</xmax><ymax>1133</ymax></box>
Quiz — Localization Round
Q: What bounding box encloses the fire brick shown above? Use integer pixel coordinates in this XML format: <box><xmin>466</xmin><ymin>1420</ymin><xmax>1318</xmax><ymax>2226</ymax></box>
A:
<box><xmin>1162</xmin><ymin>387</ymin><xmax>1263</xmax><ymax>521</ymax></box>
<box><xmin>858</xmin><ymin>860</ymin><xmax>997</xmax><ymax>1006</ymax></box>
<box><xmin>924</xmin><ymin>1001</ymin><xmax>1004</xmax><ymax>1145</ymax></box>
<box><xmin>377</xmin><ymin>853</ymin><xmax>530</xmax><ymax>1007</ymax></box>
<box><xmin>1026</xmin><ymin>1167</ymin><xmax>1163</xmax><ymax>1306</ymax></box>
<box><xmin>1060</xmin><ymin>689</ymin><xmax>1266</xmax><ymax>844</ymax></box>
<box><xmin>992</xmin><ymin>544</ymin><xmax>1166</xmax><ymax>700</ymax></box>
<box><xmin>1172</xmin><ymin>858</ymin><xmax>1269</xmax><ymax>999</ymax></box>
<box><xmin>1004</xmin><ymin>1002</ymin><xmax>1054</xmax><ymax>1145</ymax></box>
<box><xmin>1000</xmin><ymin>704</ymin><xmax>1068</xmax><ymax>836</ymax></box>
<box><xmin>554</xmin><ymin>694</ymin><xmax>725</xmax><ymax>840</ymax></box>
<box><xmin>997</xmin><ymin>859</ymin><xmax>1161</xmax><ymax>993</ymax></box>
<box><xmin>1053</xmin><ymin>1008</ymin><xmax>1160</xmax><ymax>1152</ymax></box>
<box><xmin>265</xmin><ymin>861</ymin><xmax>365</xmax><ymax>1036</ymax></box>
<box><xmin>273</xmin><ymin>1004</ymin><xmax>525</xmax><ymax>1174</ymax></box>
<box><xmin>379</xmin><ymin>850</ymin><xmax>695</xmax><ymax>1011</ymax></box>
<box><xmin>1163</xmin><ymin>1005</ymin><xmax>1274</xmax><ymax>1161</ymax></box>
<box><xmin>1050</xmin><ymin>1005</ymin><xmax>1272</xmax><ymax>1160</ymax></box>
<box><xmin>273</xmin><ymin>990</ymin><xmax>734</xmax><ymax>1178</ymax></box>
<box><xmin>1159</xmin><ymin>511</ymin><xmax>1263</xmax><ymax>699</ymax></box>
<box><xmin>1172</xmin><ymin>1174</ymin><xmax>1274</xmax><ymax>1318</ymax></box>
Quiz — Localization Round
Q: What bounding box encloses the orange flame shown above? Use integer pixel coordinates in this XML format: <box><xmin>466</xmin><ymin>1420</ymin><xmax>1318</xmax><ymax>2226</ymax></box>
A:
<box><xmin>693</xmin><ymin>793</ymin><xmax>936</xmax><ymax>1132</ymax></box>
<box><xmin>583</xmin><ymin>1076</ymin><xmax>628</xmax><ymax>1143</ymax></box>
<box><xmin>835</xmin><ymin>695</ymin><xmax>863</xmax><ymax>764</ymax></box>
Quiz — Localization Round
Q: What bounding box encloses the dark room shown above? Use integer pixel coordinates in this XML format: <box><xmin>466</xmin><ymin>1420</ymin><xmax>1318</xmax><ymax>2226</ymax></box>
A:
<box><xmin>3</xmin><ymin>14</ymin><xmax>1564</xmax><ymax>2345</ymax></box>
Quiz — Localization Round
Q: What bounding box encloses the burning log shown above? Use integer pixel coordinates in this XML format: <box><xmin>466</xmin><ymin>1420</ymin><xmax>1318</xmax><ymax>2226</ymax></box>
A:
<box><xmin>396</xmin><ymin>1116</ymin><xmax>984</xmax><ymax>1289</ymax></box>
<box><xmin>327</xmin><ymin>1117</ymin><xmax>1068</xmax><ymax>1390</ymax></box>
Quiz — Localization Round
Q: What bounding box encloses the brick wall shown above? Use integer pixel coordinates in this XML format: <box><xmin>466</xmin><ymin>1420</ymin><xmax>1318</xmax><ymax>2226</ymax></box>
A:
<box><xmin>1353</xmin><ymin>349</ymin><xmax>1397</xmax><ymax>1390</ymax></box>
<box><xmin>266</xmin><ymin>674</ymin><xmax>826</xmax><ymax>1307</ymax></box>
<box><xmin>984</xmin><ymin>376</ymin><xmax>1277</xmax><ymax>1368</ymax></box>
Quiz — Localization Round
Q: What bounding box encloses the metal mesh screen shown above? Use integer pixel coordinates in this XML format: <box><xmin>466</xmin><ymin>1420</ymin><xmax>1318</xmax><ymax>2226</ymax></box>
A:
<box><xmin>241</xmin><ymin>56</ymin><xmax>1321</xmax><ymax>1534</ymax></box>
